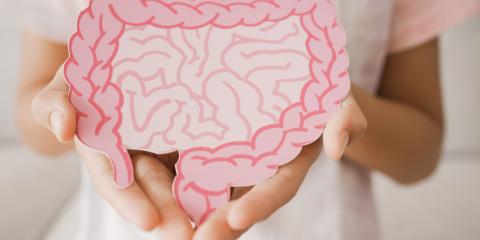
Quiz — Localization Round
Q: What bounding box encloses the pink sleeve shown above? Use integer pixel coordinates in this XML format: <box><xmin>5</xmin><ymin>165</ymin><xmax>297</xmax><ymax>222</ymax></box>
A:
<box><xmin>390</xmin><ymin>0</ymin><xmax>480</xmax><ymax>53</ymax></box>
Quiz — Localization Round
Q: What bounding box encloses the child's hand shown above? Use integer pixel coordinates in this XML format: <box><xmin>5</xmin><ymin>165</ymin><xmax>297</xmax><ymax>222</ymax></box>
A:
<box><xmin>193</xmin><ymin>92</ymin><xmax>367</xmax><ymax>240</ymax></box>
<box><xmin>31</xmin><ymin>67</ymin><xmax>194</xmax><ymax>239</ymax></box>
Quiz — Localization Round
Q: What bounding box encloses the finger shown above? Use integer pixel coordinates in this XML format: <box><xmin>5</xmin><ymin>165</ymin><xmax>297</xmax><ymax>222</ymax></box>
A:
<box><xmin>75</xmin><ymin>139</ymin><xmax>160</xmax><ymax>231</ymax></box>
<box><xmin>227</xmin><ymin>142</ymin><xmax>321</xmax><ymax>230</ymax></box>
<box><xmin>323</xmin><ymin>92</ymin><xmax>367</xmax><ymax>160</ymax></box>
<box><xmin>193</xmin><ymin>202</ymin><xmax>244</xmax><ymax>240</ymax></box>
<box><xmin>195</xmin><ymin>180</ymin><xmax>268</xmax><ymax>239</ymax></box>
<box><xmin>129</xmin><ymin>150</ymin><xmax>178</xmax><ymax>174</ymax></box>
<box><xmin>133</xmin><ymin>153</ymin><xmax>194</xmax><ymax>240</ymax></box>
<box><xmin>32</xmin><ymin>66</ymin><xmax>76</xmax><ymax>142</ymax></box>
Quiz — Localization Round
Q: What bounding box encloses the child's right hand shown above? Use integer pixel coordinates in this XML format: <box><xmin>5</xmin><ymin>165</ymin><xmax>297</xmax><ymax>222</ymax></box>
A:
<box><xmin>31</xmin><ymin>67</ymin><xmax>194</xmax><ymax>240</ymax></box>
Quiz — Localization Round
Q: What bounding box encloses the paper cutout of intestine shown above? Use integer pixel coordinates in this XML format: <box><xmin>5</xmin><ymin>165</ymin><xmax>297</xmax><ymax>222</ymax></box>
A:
<box><xmin>65</xmin><ymin>0</ymin><xmax>350</xmax><ymax>225</ymax></box>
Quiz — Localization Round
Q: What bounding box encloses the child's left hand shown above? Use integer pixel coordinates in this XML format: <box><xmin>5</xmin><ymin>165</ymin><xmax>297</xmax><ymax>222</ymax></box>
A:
<box><xmin>192</xmin><ymin>92</ymin><xmax>367</xmax><ymax>240</ymax></box>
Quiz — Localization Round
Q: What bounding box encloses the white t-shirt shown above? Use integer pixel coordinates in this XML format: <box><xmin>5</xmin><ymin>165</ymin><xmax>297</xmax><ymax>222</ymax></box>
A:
<box><xmin>19</xmin><ymin>0</ymin><xmax>479</xmax><ymax>239</ymax></box>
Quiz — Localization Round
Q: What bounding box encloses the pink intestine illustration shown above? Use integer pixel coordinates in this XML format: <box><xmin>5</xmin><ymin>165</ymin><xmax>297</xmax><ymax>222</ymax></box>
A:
<box><xmin>65</xmin><ymin>0</ymin><xmax>350</xmax><ymax>225</ymax></box>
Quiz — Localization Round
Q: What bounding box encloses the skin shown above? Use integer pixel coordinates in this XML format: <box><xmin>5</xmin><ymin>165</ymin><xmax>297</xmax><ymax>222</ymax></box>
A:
<box><xmin>16</xmin><ymin>30</ymin><xmax>443</xmax><ymax>239</ymax></box>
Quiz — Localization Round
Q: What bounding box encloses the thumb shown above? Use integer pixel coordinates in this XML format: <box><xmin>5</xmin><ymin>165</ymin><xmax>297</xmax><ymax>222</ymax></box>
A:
<box><xmin>323</xmin><ymin>91</ymin><xmax>367</xmax><ymax>160</ymax></box>
<box><xmin>32</xmin><ymin>66</ymin><xmax>76</xmax><ymax>142</ymax></box>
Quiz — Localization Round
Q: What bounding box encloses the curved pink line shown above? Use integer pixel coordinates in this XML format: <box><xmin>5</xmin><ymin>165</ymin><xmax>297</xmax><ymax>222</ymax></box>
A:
<box><xmin>130</xmin><ymin>34</ymin><xmax>167</xmax><ymax>45</ymax></box>
<box><xmin>113</xmin><ymin>50</ymin><xmax>171</xmax><ymax>68</ymax></box>
<box><xmin>180</xmin><ymin>29</ymin><xmax>200</xmax><ymax>64</ymax></box>
<box><xmin>126</xmin><ymin>90</ymin><xmax>172</xmax><ymax>132</ymax></box>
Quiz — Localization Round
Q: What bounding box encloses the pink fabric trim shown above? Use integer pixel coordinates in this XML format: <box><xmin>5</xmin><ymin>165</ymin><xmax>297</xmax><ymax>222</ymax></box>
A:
<box><xmin>390</xmin><ymin>0</ymin><xmax>480</xmax><ymax>53</ymax></box>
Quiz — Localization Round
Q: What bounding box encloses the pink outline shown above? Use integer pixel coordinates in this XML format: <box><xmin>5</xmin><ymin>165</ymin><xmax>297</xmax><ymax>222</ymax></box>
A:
<box><xmin>65</xmin><ymin>0</ymin><xmax>350</xmax><ymax>225</ymax></box>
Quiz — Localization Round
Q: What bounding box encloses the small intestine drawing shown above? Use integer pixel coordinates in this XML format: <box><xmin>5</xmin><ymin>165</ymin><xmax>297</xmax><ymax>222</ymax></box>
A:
<box><xmin>65</xmin><ymin>0</ymin><xmax>350</xmax><ymax>224</ymax></box>
<box><xmin>115</xmin><ymin>18</ymin><xmax>311</xmax><ymax>154</ymax></box>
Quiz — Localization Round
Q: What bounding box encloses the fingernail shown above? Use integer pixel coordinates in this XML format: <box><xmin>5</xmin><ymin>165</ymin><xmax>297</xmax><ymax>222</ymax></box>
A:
<box><xmin>338</xmin><ymin>131</ymin><xmax>349</xmax><ymax>159</ymax></box>
<box><xmin>50</xmin><ymin>111</ymin><xmax>63</xmax><ymax>140</ymax></box>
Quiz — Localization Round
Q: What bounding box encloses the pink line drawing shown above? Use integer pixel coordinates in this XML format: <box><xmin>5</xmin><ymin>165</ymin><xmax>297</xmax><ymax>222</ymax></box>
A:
<box><xmin>65</xmin><ymin>0</ymin><xmax>350</xmax><ymax>225</ymax></box>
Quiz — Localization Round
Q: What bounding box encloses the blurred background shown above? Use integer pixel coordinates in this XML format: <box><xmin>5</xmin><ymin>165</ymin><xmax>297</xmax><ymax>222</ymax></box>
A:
<box><xmin>1</xmin><ymin>2</ymin><xmax>479</xmax><ymax>240</ymax></box>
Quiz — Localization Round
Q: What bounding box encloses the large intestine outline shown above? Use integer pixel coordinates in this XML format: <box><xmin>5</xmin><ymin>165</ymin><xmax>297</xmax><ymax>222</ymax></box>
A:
<box><xmin>65</xmin><ymin>0</ymin><xmax>350</xmax><ymax>225</ymax></box>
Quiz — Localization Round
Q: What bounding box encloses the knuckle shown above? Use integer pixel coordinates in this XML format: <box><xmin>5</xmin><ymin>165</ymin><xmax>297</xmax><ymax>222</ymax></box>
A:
<box><xmin>354</xmin><ymin>110</ymin><xmax>368</xmax><ymax>133</ymax></box>
<box><xmin>341</xmin><ymin>97</ymin><xmax>356</xmax><ymax>111</ymax></box>
<box><xmin>33</xmin><ymin>88</ymin><xmax>70</xmax><ymax>111</ymax></box>
<box><xmin>341</xmin><ymin>99</ymin><xmax>368</xmax><ymax>136</ymax></box>
<box><xmin>31</xmin><ymin>92</ymin><xmax>51</xmax><ymax>124</ymax></box>
<box><xmin>49</xmin><ymin>90</ymin><xmax>71</xmax><ymax>108</ymax></box>
<box><xmin>31</xmin><ymin>90</ymin><xmax>48</xmax><ymax>111</ymax></box>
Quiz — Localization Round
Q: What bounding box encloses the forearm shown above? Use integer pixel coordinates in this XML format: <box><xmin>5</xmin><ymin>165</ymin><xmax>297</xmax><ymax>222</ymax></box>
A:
<box><xmin>345</xmin><ymin>85</ymin><xmax>443</xmax><ymax>184</ymax></box>
<box><xmin>16</xmin><ymin>82</ymin><xmax>73</xmax><ymax>156</ymax></box>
